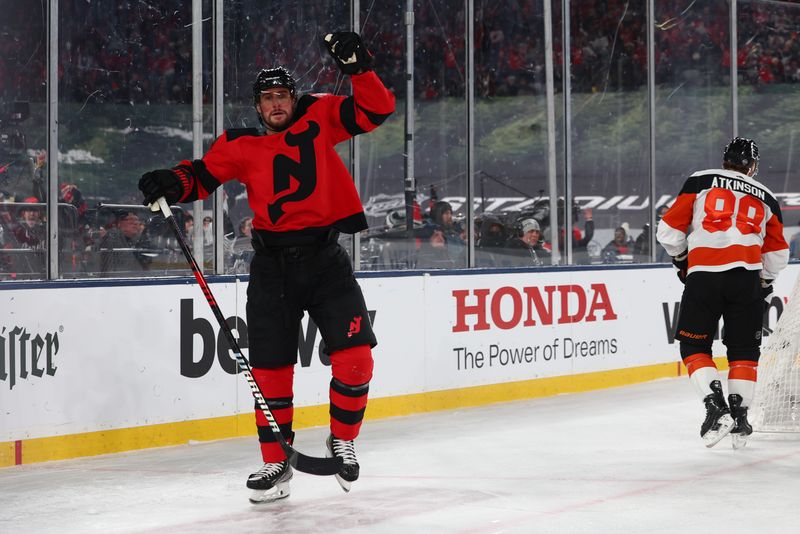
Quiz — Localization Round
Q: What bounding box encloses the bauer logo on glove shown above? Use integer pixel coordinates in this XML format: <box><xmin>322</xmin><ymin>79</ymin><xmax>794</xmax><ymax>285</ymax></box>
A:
<box><xmin>323</xmin><ymin>32</ymin><xmax>373</xmax><ymax>75</ymax></box>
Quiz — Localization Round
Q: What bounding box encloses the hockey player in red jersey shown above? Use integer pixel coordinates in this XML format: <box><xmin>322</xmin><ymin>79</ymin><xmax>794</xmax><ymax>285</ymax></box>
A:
<box><xmin>138</xmin><ymin>32</ymin><xmax>395</xmax><ymax>502</ymax></box>
<box><xmin>657</xmin><ymin>137</ymin><xmax>789</xmax><ymax>448</ymax></box>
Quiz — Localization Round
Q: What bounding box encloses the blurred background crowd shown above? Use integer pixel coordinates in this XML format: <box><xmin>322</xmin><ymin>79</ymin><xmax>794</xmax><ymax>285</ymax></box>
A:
<box><xmin>1</xmin><ymin>0</ymin><xmax>799</xmax><ymax>279</ymax></box>
<box><xmin>4</xmin><ymin>1</ymin><xmax>800</xmax><ymax>102</ymax></box>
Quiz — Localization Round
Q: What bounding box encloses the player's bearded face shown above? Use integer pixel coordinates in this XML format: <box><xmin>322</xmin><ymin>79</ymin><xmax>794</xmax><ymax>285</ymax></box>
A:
<box><xmin>257</xmin><ymin>88</ymin><xmax>295</xmax><ymax>132</ymax></box>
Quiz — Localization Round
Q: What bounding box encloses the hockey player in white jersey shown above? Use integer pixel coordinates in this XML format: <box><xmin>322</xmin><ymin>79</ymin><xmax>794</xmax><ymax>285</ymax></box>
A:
<box><xmin>657</xmin><ymin>137</ymin><xmax>789</xmax><ymax>448</ymax></box>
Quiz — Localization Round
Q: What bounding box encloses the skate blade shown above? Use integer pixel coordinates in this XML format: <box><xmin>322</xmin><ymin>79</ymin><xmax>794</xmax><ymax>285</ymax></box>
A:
<box><xmin>249</xmin><ymin>481</ymin><xmax>290</xmax><ymax>504</ymax></box>
<box><xmin>325</xmin><ymin>442</ymin><xmax>353</xmax><ymax>493</ymax></box>
<box><xmin>731</xmin><ymin>433</ymin><xmax>749</xmax><ymax>450</ymax></box>
<box><xmin>334</xmin><ymin>473</ymin><xmax>352</xmax><ymax>493</ymax></box>
<box><xmin>703</xmin><ymin>414</ymin><xmax>735</xmax><ymax>448</ymax></box>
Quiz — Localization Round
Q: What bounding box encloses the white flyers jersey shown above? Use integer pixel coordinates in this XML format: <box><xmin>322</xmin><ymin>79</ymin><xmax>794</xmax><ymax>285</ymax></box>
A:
<box><xmin>656</xmin><ymin>168</ymin><xmax>789</xmax><ymax>280</ymax></box>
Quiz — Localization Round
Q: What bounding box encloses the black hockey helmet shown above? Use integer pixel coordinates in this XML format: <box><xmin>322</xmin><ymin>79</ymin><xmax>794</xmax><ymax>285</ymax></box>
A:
<box><xmin>252</xmin><ymin>66</ymin><xmax>296</xmax><ymax>105</ymax></box>
<box><xmin>723</xmin><ymin>137</ymin><xmax>759</xmax><ymax>174</ymax></box>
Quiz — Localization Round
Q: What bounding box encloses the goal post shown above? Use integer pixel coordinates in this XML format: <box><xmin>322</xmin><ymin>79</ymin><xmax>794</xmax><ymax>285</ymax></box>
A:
<box><xmin>752</xmin><ymin>272</ymin><xmax>800</xmax><ymax>432</ymax></box>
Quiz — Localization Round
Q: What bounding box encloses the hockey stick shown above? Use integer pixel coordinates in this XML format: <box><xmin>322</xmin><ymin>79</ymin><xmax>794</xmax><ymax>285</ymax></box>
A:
<box><xmin>152</xmin><ymin>197</ymin><xmax>342</xmax><ymax>476</ymax></box>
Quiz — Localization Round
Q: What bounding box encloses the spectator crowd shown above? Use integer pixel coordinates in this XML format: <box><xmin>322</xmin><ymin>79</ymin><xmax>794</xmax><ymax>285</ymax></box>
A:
<box><xmin>362</xmin><ymin>196</ymin><xmax>677</xmax><ymax>270</ymax></box>
<box><xmin>0</xmin><ymin>180</ymin><xmax>257</xmax><ymax>279</ymax></box>
<box><xmin>4</xmin><ymin>1</ymin><xmax>800</xmax><ymax>105</ymax></box>
<box><xmin>3</xmin><ymin>0</ymin><xmax>800</xmax><ymax>277</ymax></box>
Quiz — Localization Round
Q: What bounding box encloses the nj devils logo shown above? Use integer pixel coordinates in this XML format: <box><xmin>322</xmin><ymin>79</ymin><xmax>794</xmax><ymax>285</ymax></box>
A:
<box><xmin>452</xmin><ymin>284</ymin><xmax>617</xmax><ymax>332</ymax></box>
<box><xmin>268</xmin><ymin>121</ymin><xmax>321</xmax><ymax>223</ymax></box>
<box><xmin>347</xmin><ymin>316</ymin><xmax>362</xmax><ymax>338</ymax></box>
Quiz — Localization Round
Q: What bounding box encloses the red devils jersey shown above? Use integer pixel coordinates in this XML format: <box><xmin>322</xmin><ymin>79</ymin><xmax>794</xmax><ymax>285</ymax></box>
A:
<box><xmin>657</xmin><ymin>168</ymin><xmax>789</xmax><ymax>280</ymax></box>
<box><xmin>171</xmin><ymin>71</ymin><xmax>395</xmax><ymax>234</ymax></box>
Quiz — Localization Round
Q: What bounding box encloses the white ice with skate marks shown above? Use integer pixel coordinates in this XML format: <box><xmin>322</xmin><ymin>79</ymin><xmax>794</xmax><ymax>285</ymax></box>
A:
<box><xmin>2</xmin><ymin>375</ymin><xmax>800</xmax><ymax>534</ymax></box>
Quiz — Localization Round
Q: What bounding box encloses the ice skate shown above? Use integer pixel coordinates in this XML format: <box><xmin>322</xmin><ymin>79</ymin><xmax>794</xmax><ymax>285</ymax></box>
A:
<box><xmin>326</xmin><ymin>434</ymin><xmax>359</xmax><ymax>492</ymax></box>
<box><xmin>728</xmin><ymin>394</ymin><xmax>753</xmax><ymax>450</ymax></box>
<box><xmin>700</xmin><ymin>380</ymin><xmax>735</xmax><ymax>448</ymax></box>
<box><xmin>247</xmin><ymin>461</ymin><xmax>292</xmax><ymax>504</ymax></box>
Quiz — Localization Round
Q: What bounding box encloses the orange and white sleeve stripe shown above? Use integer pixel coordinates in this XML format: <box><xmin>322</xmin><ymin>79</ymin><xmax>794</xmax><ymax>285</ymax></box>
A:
<box><xmin>762</xmin><ymin>211</ymin><xmax>789</xmax><ymax>280</ymax></box>
<box><xmin>656</xmin><ymin>192</ymin><xmax>694</xmax><ymax>258</ymax></box>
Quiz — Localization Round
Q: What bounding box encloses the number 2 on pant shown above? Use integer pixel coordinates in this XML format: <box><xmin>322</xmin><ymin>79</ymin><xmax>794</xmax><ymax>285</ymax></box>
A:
<box><xmin>702</xmin><ymin>189</ymin><xmax>764</xmax><ymax>234</ymax></box>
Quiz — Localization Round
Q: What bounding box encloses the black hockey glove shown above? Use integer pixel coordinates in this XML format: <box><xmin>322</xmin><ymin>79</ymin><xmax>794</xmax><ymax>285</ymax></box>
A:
<box><xmin>138</xmin><ymin>169</ymin><xmax>183</xmax><ymax>206</ymax></box>
<box><xmin>761</xmin><ymin>278</ymin><xmax>774</xmax><ymax>310</ymax></box>
<box><xmin>323</xmin><ymin>32</ymin><xmax>373</xmax><ymax>75</ymax></box>
<box><xmin>672</xmin><ymin>250</ymin><xmax>688</xmax><ymax>284</ymax></box>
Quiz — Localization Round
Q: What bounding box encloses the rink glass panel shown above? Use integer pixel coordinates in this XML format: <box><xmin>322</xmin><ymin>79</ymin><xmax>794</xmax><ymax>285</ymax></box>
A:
<box><xmin>55</xmin><ymin>1</ymin><xmax>202</xmax><ymax>278</ymax></box>
<box><xmin>471</xmin><ymin>2</ymin><xmax>552</xmax><ymax>268</ymax></box>
<box><xmin>567</xmin><ymin>0</ymin><xmax>651</xmax><ymax>265</ymax></box>
<box><xmin>653</xmin><ymin>0</ymin><xmax>733</xmax><ymax>242</ymax></box>
<box><xmin>0</xmin><ymin>3</ymin><xmax>47</xmax><ymax>280</ymax></box>
<box><xmin>220</xmin><ymin>1</ymin><xmax>351</xmax><ymax>274</ymax></box>
<box><xmin>737</xmin><ymin>0</ymin><xmax>800</xmax><ymax>222</ymax></box>
<box><xmin>2</xmin><ymin>0</ymin><xmax>798</xmax><ymax>283</ymax></box>
<box><xmin>358</xmin><ymin>1</ymin><xmax>468</xmax><ymax>271</ymax></box>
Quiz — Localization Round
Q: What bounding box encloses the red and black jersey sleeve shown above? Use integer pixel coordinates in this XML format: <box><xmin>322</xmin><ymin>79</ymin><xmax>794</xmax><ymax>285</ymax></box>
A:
<box><xmin>333</xmin><ymin>71</ymin><xmax>395</xmax><ymax>142</ymax></box>
<box><xmin>165</xmin><ymin>71</ymin><xmax>395</xmax><ymax>235</ymax></box>
<box><xmin>171</xmin><ymin>128</ymin><xmax>257</xmax><ymax>203</ymax></box>
<box><xmin>302</xmin><ymin>70</ymin><xmax>395</xmax><ymax>146</ymax></box>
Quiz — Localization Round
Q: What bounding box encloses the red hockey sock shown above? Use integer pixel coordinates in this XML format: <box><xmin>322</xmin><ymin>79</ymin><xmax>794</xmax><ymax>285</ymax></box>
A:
<box><xmin>252</xmin><ymin>365</ymin><xmax>294</xmax><ymax>463</ymax></box>
<box><xmin>728</xmin><ymin>360</ymin><xmax>758</xmax><ymax>406</ymax></box>
<box><xmin>684</xmin><ymin>353</ymin><xmax>717</xmax><ymax>376</ymax></box>
<box><xmin>728</xmin><ymin>360</ymin><xmax>757</xmax><ymax>382</ymax></box>
<box><xmin>329</xmin><ymin>345</ymin><xmax>374</xmax><ymax>440</ymax></box>
<box><xmin>683</xmin><ymin>353</ymin><xmax>719</xmax><ymax>399</ymax></box>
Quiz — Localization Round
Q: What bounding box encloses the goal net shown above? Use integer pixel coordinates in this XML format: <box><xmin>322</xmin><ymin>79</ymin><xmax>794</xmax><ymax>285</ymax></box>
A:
<box><xmin>752</xmin><ymin>273</ymin><xmax>800</xmax><ymax>432</ymax></box>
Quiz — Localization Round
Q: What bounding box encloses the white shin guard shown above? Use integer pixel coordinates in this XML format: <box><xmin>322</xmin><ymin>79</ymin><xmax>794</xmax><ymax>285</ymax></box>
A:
<box><xmin>689</xmin><ymin>366</ymin><xmax>720</xmax><ymax>400</ymax></box>
<box><xmin>728</xmin><ymin>378</ymin><xmax>755</xmax><ymax>408</ymax></box>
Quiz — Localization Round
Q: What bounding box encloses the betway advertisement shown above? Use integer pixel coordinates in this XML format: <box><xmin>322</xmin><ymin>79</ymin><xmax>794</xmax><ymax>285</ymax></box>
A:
<box><xmin>1</xmin><ymin>264</ymin><xmax>797</xmax><ymax>441</ymax></box>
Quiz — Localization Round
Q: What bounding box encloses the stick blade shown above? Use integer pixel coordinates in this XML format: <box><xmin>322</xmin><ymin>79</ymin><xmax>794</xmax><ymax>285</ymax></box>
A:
<box><xmin>288</xmin><ymin>450</ymin><xmax>343</xmax><ymax>476</ymax></box>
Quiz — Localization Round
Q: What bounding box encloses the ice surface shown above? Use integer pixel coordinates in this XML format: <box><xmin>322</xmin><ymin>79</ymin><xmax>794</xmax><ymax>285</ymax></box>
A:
<box><xmin>2</xmin><ymin>376</ymin><xmax>799</xmax><ymax>533</ymax></box>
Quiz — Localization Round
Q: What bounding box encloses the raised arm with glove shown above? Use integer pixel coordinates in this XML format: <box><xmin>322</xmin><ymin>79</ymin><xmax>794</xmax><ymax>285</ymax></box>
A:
<box><xmin>322</xmin><ymin>31</ymin><xmax>373</xmax><ymax>75</ymax></box>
